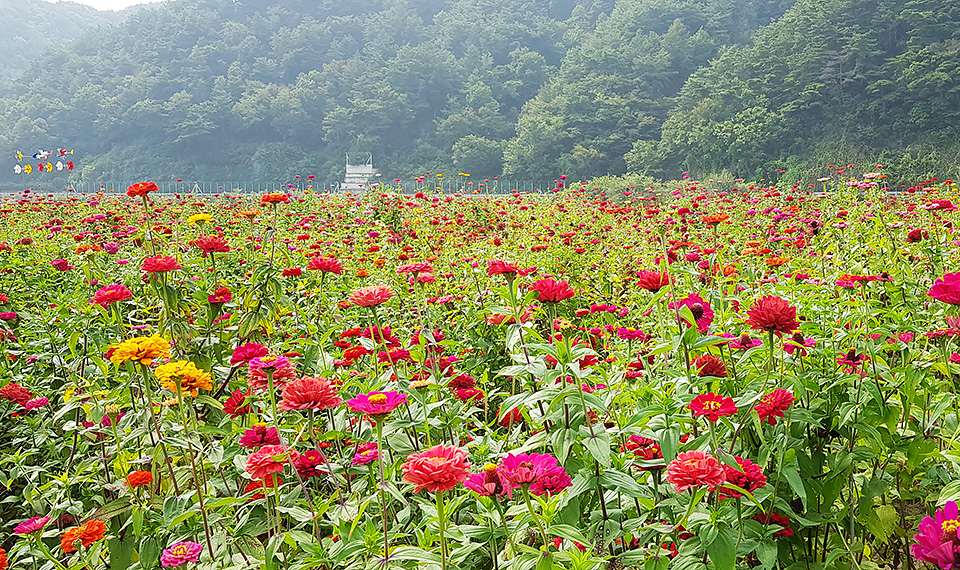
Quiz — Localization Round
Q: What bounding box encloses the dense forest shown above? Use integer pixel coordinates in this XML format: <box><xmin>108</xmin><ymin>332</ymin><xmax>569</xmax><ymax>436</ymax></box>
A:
<box><xmin>0</xmin><ymin>0</ymin><xmax>957</xmax><ymax>183</ymax></box>
<box><xmin>0</xmin><ymin>0</ymin><xmax>126</xmax><ymax>80</ymax></box>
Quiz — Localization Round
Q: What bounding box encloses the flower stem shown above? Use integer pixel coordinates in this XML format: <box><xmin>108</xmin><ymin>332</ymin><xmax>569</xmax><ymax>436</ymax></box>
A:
<box><xmin>521</xmin><ymin>486</ymin><xmax>549</xmax><ymax>550</ymax></box>
<box><xmin>436</xmin><ymin>490</ymin><xmax>448</xmax><ymax>570</ymax></box>
<box><xmin>375</xmin><ymin>422</ymin><xmax>391</xmax><ymax>559</ymax></box>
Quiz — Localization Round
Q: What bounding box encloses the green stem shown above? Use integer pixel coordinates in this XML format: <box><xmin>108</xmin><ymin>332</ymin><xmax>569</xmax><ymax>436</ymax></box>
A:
<box><xmin>436</xmin><ymin>490</ymin><xmax>448</xmax><ymax>570</ymax></box>
<box><xmin>375</xmin><ymin>422</ymin><xmax>391</xmax><ymax>559</ymax></box>
<box><xmin>521</xmin><ymin>486</ymin><xmax>550</xmax><ymax>550</ymax></box>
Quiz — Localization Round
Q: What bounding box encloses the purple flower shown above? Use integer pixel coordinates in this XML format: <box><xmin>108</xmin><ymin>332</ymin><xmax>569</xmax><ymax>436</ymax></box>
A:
<box><xmin>51</xmin><ymin>259</ymin><xmax>74</xmax><ymax>271</ymax></box>
<box><xmin>913</xmin><ymin>500</ymin><xmax>960</xmax><ymax>568</ymax></box>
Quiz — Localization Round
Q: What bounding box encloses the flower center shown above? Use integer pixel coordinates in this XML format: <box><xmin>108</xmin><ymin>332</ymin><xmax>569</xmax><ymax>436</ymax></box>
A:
<box><xmin>368</xmin><ymin>393</ymin><xmax>388</xmax><ymax>405</ymax></box>
<box><xmin>739</xmin><ymin>334</ymin><xmax>751</xmax><ymax>345</ymax></box>
<box><xmin>261</xmin><ymin>356</ymin><xmax>277</xmax><ymax>363</ymax></box>
<box><xmin>944</xmin><ymin>519</ymin><xmax>960</xmax><ymax>534</ymax></box>
<box><xmin>702</xmin><ymin>400</ymin><xmax>721</xmax><ymax>412</ymax></box>
<box><xmin>484</xmin><ymin>463</ymin><xmax>499</xmax><ymax>473</ymax></box>
<box><xmin>690</xmin><ymin>303</ymin><xmax>704</xmax><ymax>319</ymax></box>
<box><xmin>518</xmin><ymin>461</ymin><xmax>534</xmax><ymax>470</ymax></box>
<box><xmin>792</xmin><ymin>332</ymin><xmax>805</xmax><ymax>344</ymax></box>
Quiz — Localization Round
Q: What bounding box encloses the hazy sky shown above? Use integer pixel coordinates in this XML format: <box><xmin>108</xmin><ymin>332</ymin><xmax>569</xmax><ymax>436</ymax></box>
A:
<box><xmin>57</xmin><ymin>0</ymin><xmax>164</xmax><ymax>10</ymax></box>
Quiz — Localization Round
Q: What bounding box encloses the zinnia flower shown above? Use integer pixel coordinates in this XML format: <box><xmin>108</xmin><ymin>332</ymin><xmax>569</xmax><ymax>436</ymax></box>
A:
<box><xmin>208</xmin><ymin>286</ymin><xmax>232</xmax><ymax>304</ymax></box>
<box><xmin>401</xmin><ymin>444</ymin><xmax>472</xmax><ymax>493</ymax></box>
<box><xmin>929</xmin><ymin>273</ymin><xmax>960</xmax><ymax>305</ymax></box>
<box><xmin>192</xmin><ymin>236</ymin><xmax>230</xmax><ymax>256</ymax></box>
<box><xmin>109</xmin><ymin>335</ymin><xmax>170</xmax><ymax>365</ymax></box>
<box><xmin>0</xmin><ymin>383</ymin><xmax>32</xmax><ymax>405</ymax></box>
<box><xmin>260</xmin><ymin>193</ymin><xmax>290</xmax><ymax>204</ymax></box>
<box><xmin>160</xmin><ymin>541</ymin><xmax>203</xmax><ymax>567</ymax></box>
<box><xmin>498</xmin><ymin>452</ymin><xmax>562</xmax><ymax>487</ymax></box>
<box><xmin>230</xmin><ymin>343</ymin><xmax>269</xmax><ymax>366</ymax></box>
<box><xmin>635</xmin><ymin>270</ymin><xmax>670</xmax><ymax>292</ymax></box>
<box><xmin>60</xmin><ymin>519</ymin><xmax>106</xmax><ymax>552</ymax></box>
<box><xmin>669</xmin><ymin>294</ymin><xmax>714</xmax><ymax>333</ymax></box>
<box><xmin>688</xmin><ymin>392</ymin><xmax>737</xmax><ymax>421</ymax></box>
<box><xmin>247</xmin><ymin>355</ymin><xmax>297</xmax><ymax>391</ymax></box>
<box><xmin>24</xmin><ymin>397</ymin><xmax>49</xmax><ymax>410</ymax></box>
<box><xmin>14</xmin><ymin>515</ymin><xmax>51</xmax><ymax>535</ymax></box>
<box><xmin>528</xmin><ymin>278</ymin><xmax>575</xmax><ymax>302</ymax></box>
<box><xmin>754</xmin><ymin>513</ymin><xmax>795</xmax><ymax>537</ymax></box>
<box><xmin>155</xmin><ymin>361</ymin><xmax>213</xmax><ymax>398</ymax></box>
<box><xmin>245</xmin><ymin>444</ymin><xmax>298</xmax><ymax>480</ymax></box>
<box><xmin>127</xmin><ymin>181</ymin><xmax>159</xmax><ymax>197</ymax></box>
<box><xmin>912</xmin><ymin>500</ymin><xmax>960</xmax><ymax>568</ymax></box>
<box><xmin>239</xmin><ymin>425</ymin><xmax>281</xmax><ymax>449</ymax></box>
<box><xmin>352</xmin><ymin>442</ymin><xmax>379</xmax><ymax>465</ymax></box>
<box><xmin>717</xmin><ymin>456</ymin><xmax>767</xmax><ymax>498</ymax></box>
<box><xmin>91</xmin><ymin>284</ymin><xmax>132</xmax><ymax>307</ymax></box>
<box><xmin>693</xmin><ymin>354</ymin><xmax>727</xmax><ymax>378</ymax></box>
<box><xmin>464</xmin><ymin>464</ymin><xmax>515</xmax><ymax>498</ymax></box>
<box><xmin>142</xmin><ymin>255</ymin><xmax>182</xmax><ymax>274</ymax></box>
<box><xmin>746</xmin><ymin>296</ymin><xmax>799</xmax><ymax>336</ymax></box>
<box><xmin>294</xmin><ymin>449</ymin><xmax>327</xmax><ymax>479</ymax></box>
<box><xmin>754</xmin><ymin>389</ymin><xmax>795</xmax><ymax>425</ymax></box>
<box><xmin>346</xmin><ymin>391</ymin><xmax>408</xmax><ymax>421</ymax></box>
<box><xmin>665</xmin><ymin>451</ymin><xmax>725</xmax><ymax>493</ymax></box>
<box><xmin>348</xmin><ymin>284</ymin><xmax>393</xmax><ymax>307</ymax></box>
<box><xmin>222</xmin><ymin>389</ymin><xmax>252</xmax><ymax>418</ymax></box>
<box><xmin>278</xmin><ymin>376</ymin><xmax>342</xmax><ymax>411</ymax></box>
<box><xmin>126</xmin><ymin>470</ymin><xmax>154</xmax><ymax>489</ymax></box>
<box><xmin>308</xmin><ymin>256</ymin><xmax>344</xmax><ymax>273</ymax></box>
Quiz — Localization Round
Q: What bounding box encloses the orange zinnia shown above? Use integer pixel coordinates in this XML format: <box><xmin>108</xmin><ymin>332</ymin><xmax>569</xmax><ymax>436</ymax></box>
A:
<box><xmin>60</xmin><ymin>520</ymin><xmax>106</xmax><ymax>552</ymax></box>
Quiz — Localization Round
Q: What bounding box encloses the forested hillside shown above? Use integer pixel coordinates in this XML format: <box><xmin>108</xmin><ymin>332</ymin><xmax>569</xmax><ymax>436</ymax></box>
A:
<box><xmin>0</xmin><ymin>0</ymin><xmax>125</xmax><ymax>80</ymax></box>
<box><xmin>1</xmin><ymin>0</ymin><xmax>956</xmax><ymax>183</ymax></box>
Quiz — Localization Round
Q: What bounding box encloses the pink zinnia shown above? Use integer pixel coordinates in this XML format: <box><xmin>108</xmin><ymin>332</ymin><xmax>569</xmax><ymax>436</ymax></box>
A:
<box><xmin>245</xmin><ymin>444</ymin><xmax>298</xmax><ymax>480</ymax></box>
<box><xmin>279</xmin><ymin>376</ymin><xmax>342</xmax><ymax>411</ymax></box>
<box><xmin>230</xmin><ymin>343</ymin><xmax>269</xmax><ymax>366</ymax></box>
<box><xmin>669</xmin><ymin>294</ymin><xmax>714</xmax><ymax>333</ymax></box>
<box><xmin>346</xmin><ymin>391</ymin><xmax>408</xmax><ymax>421</ymax></box>
<box><xmin>401</xmin><ymin>444</ymin><xmax>472</xmax><ymax>493</ymax></box>
<box><xmin>14</xmin><ymin>515</ymin><xmax>51</xmax><ymax>535</ymax></box>
<box><xmin>665</xmin><ymin>450</ymin><xmax>725</xmax><ymax>493</ymax></box>
<box><xmin>352</xmin><ymin>442</ymin><xmax>379</xmax><ymax>466</ymax></box>
<box><xmin>912</xmin><ymin>500</ymin><xmax>960</xmax><ymax>568</ymax></box>
<box><xmin>247</xmin><ymin>355</ymin><xmax>297</xmax><ymax>391</ymax></box>
<box><xmin>464</xmin><ymin>464</ymin><xmax>515</xmax><ymax>498</ymax></box>
<box><xmin>498</xmin><ymin>452</ymin><xmax>562</xmax><ymax>487</ymax></box>
<box><xmin>239</xmin><ymin>425</ymin><xmax>281</xmax><ymax>449</ymax></box>
<box><xmin>929</xmin><ymin>273</ymin><xmax>960</xmax><ymax>305</ymax></box>
<box><xmin>160</xmin><ymin>541</ymin><xmax>203</xmax><ymax>567</ymax></box>
<box><xmin>91</xmin><ymin>284</ymin><xmax>132</xmax><ymax>307</ymax></box>
<box><xmin>23</xmin><ymin>397</ymin><xmax>49</xmax><ymax>410</ymax></box>
<box><xmin>348</xmin><ymin>285</ymin><xmax>393</xmax><ymax>307</ymax></box>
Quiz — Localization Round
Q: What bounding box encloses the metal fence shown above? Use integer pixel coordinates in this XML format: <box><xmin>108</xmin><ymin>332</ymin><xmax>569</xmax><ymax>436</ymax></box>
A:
<box><xmin>6</xmin><ymin>179</ymin><xmax>558</xmax><ymax>195</ymax></box>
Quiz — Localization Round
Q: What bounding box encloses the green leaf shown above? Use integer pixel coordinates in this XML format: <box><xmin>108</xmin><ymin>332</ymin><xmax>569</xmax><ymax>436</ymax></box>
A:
<box><xmin>389</xmin><ymin>546</ymin><xmax>443</xmax><ymax>564</ymax></box>
<box><xmin>580</xmin><ymin>426</ymin><xmax>611</xmax><ymax>467</ymax></box>
<box><xmin>756</xmin><ymin>539</ymin><xmax>777</xmax><ymax>570</ymax></box>
<box><xmin>783</xmin><ymin>464</ymin><xmax>807</xmax><ymax>511</ymax></box>
<box><xmin>705</xmin><ymin>525</ymin><xmax>736</xmax><ymax>570</ymax></box>
<box><xmin>549</xmin><ymin>524</ymin><xmax>589</xmax><ymax>545</ymax></box>
<box><xmin>195</xmin><ymin>394</ymin><xmax>223</xmax><ymax>410</ymax></box>
<box><xmin>599</xmin><ymin>469</ymin><xmax>646</xmax><ymax>498</ymax></box>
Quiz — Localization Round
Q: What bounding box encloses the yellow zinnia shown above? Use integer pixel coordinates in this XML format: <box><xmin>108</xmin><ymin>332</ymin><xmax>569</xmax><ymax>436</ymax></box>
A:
<box><xmin>109</xmin><ymin>335</ymin><xmax>170</xmax><ymax>365</ymax></box>
<box><xmin>155</xmin><ymin>360</ymin><xmax>213</xmax><ymax>398</ymax></box>
<box><xmin>188</xmin><ymin>212</ymin><xmax>213</xmax><ymax>225</ymax></box>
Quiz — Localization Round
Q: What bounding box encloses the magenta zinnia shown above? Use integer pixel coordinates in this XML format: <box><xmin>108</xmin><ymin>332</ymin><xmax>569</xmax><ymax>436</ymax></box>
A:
<box><xmin>346</xmin><ymin>391</ymin><xmax>408</xmax><ymax>421</ymax></box>
<box><xmin>669</xmin><ymin>293</ymin><xmax>714</xmax><ymax>333</ymax></box>
<box><xmin>929</xmin><ymin>273</ymin><xmax>960</xmax><ymax>305</ymax></box>
<box><xmin>160</xmin><ymin>541</ymin><xmax>203</xmax><ymax>567</ymax></box>
<box><xmin>912</xmin><ymin>500</ymin><xmax>960</xmax><ymax>568</ymax></box>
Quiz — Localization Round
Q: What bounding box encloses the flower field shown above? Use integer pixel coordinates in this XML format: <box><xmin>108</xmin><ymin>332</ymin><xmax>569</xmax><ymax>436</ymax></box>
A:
<box><xmin>1</xmin><ymin>173</ymin><xmax>959</xmax><ymax>570</ymax></box>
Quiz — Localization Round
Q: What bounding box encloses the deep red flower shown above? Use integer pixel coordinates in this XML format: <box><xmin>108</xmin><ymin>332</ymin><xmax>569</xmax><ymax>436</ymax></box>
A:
<box><xmin>753</xmin><ymin>513</ymin><xmax>794</xmax><ymax>537</ymax></box>
<box><xmin>746</xmin><ymin>296</ymin><xmax>799</xmax><ymax>336</ymax></box>
<box><xmin>192</xmin><ymin>236</ymin><xmax>230</xmax><ymax>256</ymax></box>
<box><xmin>688</xmin><ymin>392</ymin><xmax>737</xmax><ymax>421</ymax></box>
<box><xmin>0</xmin><ymin>383</ymin><xmax>32</xmax><ymax>406</ymax></box>
<box><xmin>230</xmin><ymin>343</ymin><xmax>269</xmax><ymax>366</ymax></box>
<box><xmin>717</xmin><ymin>456</ymin><xmax>767</xmax><ymax>498</ymax></box>
<box><xmin>222</xmin><ymin>389</ymin><xmax>252</xmax><ymax>418</ymax></box>
<box><xmin>693</xmin><ymin>353</ymin><xmax>727</xmax><ymax>378</ymax></box>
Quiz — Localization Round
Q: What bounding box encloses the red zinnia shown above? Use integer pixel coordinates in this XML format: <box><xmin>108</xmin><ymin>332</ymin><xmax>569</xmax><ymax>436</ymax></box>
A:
<box><xmin>222</xmin><ymin>388</ymin><xmax>252</xmax><ymax>418</ymax></box>
<box><xmin>192</xmin><ymin>235</ymin><xmax>230</xmax><ymax>256</ymax></box>
<box><xmin>717</xmin><ymin>456</ymin><xmax>766</xmax><ymax>498</ymax></box>
<box><xmin>279</xmin><ymin>376</ymin><xmax>342</xmax><ymax>411</ymax></box>
<box><xmin>693</xmin><ymin>354</ymin><xmax>727</xmax><ymax>378</ymax></box>
<box><xmin>308</xmin><ymin>256</ymin><xmax>344</xmax><ymax>274</ymax></box>
<box><xmin>401</xmin><ymin>444</ymin><xmax>472</xmax><ymax>493</ymax></box>
<box><xmin>753</xmin><ymin>513</ymin><xmax>794</xmax><ymax>537</ymax></box>
<box><xmin>746</xmin><ymin>296</ymin><xmax>799</xmax><ymax>336</ymax></box>
<box><xmin>208</xmin><ymin>287</ymin><xmax>232</xmax><ymax>304</ymax></box>
<box><xmin>635</xmin><ymin>270</ymin><xmax>670</xmax><ymax>292</ymax></box>
<box><xmin>528</xmin><ymin>278</ymin><xmax>575</xmax><ymax>302</ymax></box>
<box><xmin>688</xmin><ymin>392</ymin><xmax>737</xmax><ymax>421</ymax></box>
<box><xmin>141</xmin><ymin>255</ymin><xmax>181</xmax><ymax>274</ymax></box>
<box><xmin>125</xmin><ymin>470</ymin><xmax>154</xmax><ymax>488</ymax></box>
<box><xmin>260</xmin><ymin>193</ymin><xmax>290</xmax><ymax>204</ymax></box>
<box><xmin>754</xmin><ymin>389</ymin><xmax>795</xmax><ymax>425</ymax></box>
<box><xmin>665</xmin><ymin>451</ymin><xmax>725</xmax><ymax>493</ymax></box>
<box><xmin>127</xmin><ymin>181</ymin><xmax>159</xmax><ymax>197</ymax></box>
<box><xmin>245</xmin><ymin>444</ymin><xmax>298</xmax><ymax>480</ymax></box>
<box><xmin>91</xmin><ymin>284</ymin><xmax>132</xmax><ymax>307</ymax></box>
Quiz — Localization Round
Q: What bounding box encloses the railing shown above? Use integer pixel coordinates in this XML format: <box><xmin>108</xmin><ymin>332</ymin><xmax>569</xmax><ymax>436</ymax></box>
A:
<box><xmin>5</xmin><ymin>179</ymin><xmax>559</xmax><ymax>195</ymax></box>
